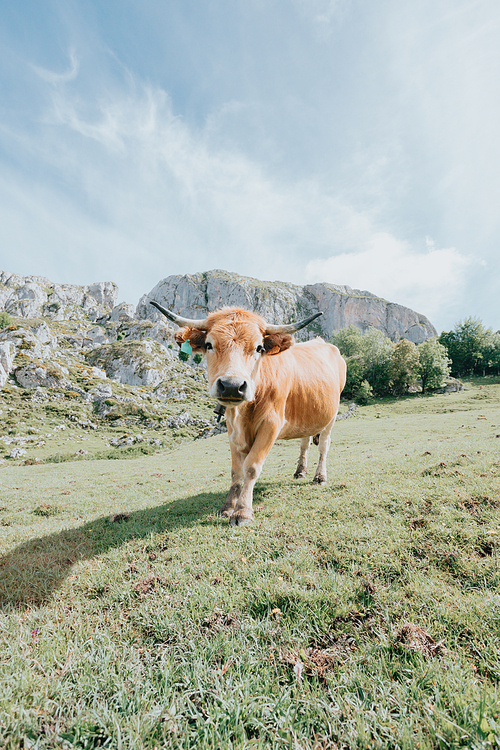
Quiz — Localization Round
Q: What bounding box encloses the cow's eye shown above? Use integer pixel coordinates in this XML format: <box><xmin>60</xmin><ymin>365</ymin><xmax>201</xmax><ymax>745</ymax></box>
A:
<box><xmin>256</xmin><ymin>345</ymin><xmax>264</xmax><ymax>354</ymax></box>
<box><xmin>205</xmin><ymin>342</ymin><xmax>213</xmax><ymax>351</ymax></box>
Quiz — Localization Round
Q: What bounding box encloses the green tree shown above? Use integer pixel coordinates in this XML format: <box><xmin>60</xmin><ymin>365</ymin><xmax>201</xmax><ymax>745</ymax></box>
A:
<box><xmin>331</xmin><ymin>326</ymin><xmax>365</xmax><ymax>358</ymax></box>
<box><xmin>480</xmin><ymin>330</ymin><xmax>500</xmax><ymax>375</ymax></box>
<box><xmin>361</xmin><ymin>328</ymin><xmax>394</xmax><ymax>396</ymax></box>
<box><xmin>418</xmin><ymin>338</ymin><xmax>451</xmax><ymax>393</ymax></box>
<box><xmin>343</xmin><ymin>355</ymin><xmax>365</xmax><ymax>399</ymax></box>
<box><xmin>439</xmin><ymin>318</ymin><xmax>492</xmax><ymax>376</ymax></box>
<box><xmin>390</xmin><ymin>339</ymin><xmax>420</xmax><ymax>395</ymax></box>
<box><xmin>354</xmin><ymin>379</ymin><xmax>373</xmax><ymax>405</ymax></box>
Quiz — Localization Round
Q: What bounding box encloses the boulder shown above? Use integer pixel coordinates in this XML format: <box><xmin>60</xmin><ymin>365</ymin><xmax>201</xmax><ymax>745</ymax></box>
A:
<box><xmin>0</xmin><ymin>342</ymin><xmax>17</xmax><ymax>386</ymax></box>
<box><xmin>15</xmin><ymin>362</ymin><xmax>68</xmax><ymax>390</ymax></box>
<box><xmin>86</xmin><ymin>340</ymin><xmax>173</xmax><ymax>387</ymax></box>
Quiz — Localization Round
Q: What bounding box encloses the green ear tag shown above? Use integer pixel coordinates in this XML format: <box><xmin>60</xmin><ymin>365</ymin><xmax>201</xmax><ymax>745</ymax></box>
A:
<box><xmin>180</xmin><ymin>340</ymin><xmax>193</xmax><ymax>355</ymax></box>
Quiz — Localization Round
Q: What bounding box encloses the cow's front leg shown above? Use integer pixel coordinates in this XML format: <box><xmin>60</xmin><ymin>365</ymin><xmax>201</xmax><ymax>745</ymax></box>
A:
<box><xmin>231</xmin><ymin>420</ymin><xmax>281</xmax><ymax>526</ymax></box>
<box><xmin>218</xmin><ymin>443</ymin><xmax>245</xmax><ymax>518</ymax></box>
<box><xmin>293</xmin><ymin>436</ymin><xmax>311</xmax><ymax>479</ymax></box>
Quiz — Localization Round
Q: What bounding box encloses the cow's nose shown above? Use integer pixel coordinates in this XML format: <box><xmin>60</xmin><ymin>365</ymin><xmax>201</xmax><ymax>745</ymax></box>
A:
<box><xmin>217</xmin><ymin>378</ymin><xmax>248</xmax><ymax>400</ymax></box>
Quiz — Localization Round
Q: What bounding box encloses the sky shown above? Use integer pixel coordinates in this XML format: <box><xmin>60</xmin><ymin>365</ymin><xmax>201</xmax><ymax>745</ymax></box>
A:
<box><xmin>0</xmin><ymin>0</ymin><xmax>499</xmax><ymax>333</ymax></box>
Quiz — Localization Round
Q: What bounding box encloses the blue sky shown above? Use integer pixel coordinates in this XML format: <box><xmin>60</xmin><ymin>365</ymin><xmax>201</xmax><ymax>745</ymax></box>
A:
<box><xmin>1</xmin><ymin>0</ymin><xmax>499</xmax><ymax>332</ymax></box>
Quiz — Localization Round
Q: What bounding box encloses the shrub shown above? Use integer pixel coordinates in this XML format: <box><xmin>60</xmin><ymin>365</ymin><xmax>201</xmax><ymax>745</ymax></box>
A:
<box><xmin>178</xmin><ymin>350</ymin><xmax>190</xmax><ymax>362</ymax></box>
<box><xmin>193</xmin><ymin>353</ymin><xmax>203</xmax><ymax>365</ymax></box>
<box><xmin>354</xmin><ymin>379</ymin><xmax>373</xmax><ymax>405</ymax></box>
<box><xmin>0</xmin><ymin>312</ymin><xmax>12</xmax><ymax>329</ymax></box>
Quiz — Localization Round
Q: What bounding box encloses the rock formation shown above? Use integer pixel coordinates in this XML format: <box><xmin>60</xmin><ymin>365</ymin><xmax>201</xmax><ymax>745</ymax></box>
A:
<box><xmin>138</xmin><ymin>270</ymin><xmax>436</xmax><ymax>343</ymax></box>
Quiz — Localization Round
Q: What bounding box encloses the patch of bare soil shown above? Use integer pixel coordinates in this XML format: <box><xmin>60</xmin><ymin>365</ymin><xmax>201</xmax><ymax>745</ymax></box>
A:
<box><xmin>395</xmin><ymin>623</ymin><xmax>446</xmax><ymax>658</ymax></box>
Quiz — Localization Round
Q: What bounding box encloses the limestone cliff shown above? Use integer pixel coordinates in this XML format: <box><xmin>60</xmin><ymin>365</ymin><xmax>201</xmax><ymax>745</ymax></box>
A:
<box><xmin>0</xmin><ymin>271</ymin><xmax>118</xmax><ymax>321</ymax></box>
<box><xmin>138</xmin><ymin>270</ymin><xmax>437</xmax><ymax>343</ymax></box>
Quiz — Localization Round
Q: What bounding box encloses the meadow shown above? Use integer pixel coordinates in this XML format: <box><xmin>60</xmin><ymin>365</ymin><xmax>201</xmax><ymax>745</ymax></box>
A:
<box><xmin>0</xmin><ymin>379</ymin><xmax>499</xmax><ymax>749</ymax></box>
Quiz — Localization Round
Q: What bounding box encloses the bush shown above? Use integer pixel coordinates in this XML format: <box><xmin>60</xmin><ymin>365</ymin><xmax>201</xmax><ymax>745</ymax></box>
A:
<box><xmin>0</xmin><ymin>312</ymin><xmax>12</xmax><ymax>329</ymax></box>
<box><xmin>354</xmin><ymin>379</ymin><xmax>373</xmax><ymax>405</ymax></box>
<box><xmin>193</xmin><ymin>353</ymin><xmax>203</xmax><ymax>365</ymax></box>
<box><xmin>178</xmin><ymin>350</ymin><xmax>190</xmax><ymax>362</ymax></box>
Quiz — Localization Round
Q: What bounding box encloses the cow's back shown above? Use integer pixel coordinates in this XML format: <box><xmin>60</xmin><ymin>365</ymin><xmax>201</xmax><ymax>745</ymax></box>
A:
<box><xmin>260</xmin><ymin>338</ymin><xmax>346</xmax><ymax>440</ymax></box>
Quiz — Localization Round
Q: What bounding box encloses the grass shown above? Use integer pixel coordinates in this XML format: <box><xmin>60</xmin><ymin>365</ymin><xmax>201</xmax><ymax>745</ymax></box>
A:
<box><xmin>0</xmin><ymin>363</ymin><xmax>215</xmax><ymax>466</ymax></box>
<box><xmin>0</xmin><ymin>379</ymin><xmax>499</xmax><ymax>748</ymax></box>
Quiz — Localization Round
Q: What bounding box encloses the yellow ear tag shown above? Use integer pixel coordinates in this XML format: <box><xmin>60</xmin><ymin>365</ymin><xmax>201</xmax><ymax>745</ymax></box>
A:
<box><xmin>180</xmin><ymin>340</ymin><xmax>192</xmax><ymax>355</ymax></box>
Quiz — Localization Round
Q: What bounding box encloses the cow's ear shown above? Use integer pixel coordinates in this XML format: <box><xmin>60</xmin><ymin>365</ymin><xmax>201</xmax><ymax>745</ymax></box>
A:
<box><xmin>174</xmin><ymin>327</ymin><xmax>206</xmax><ymax>352</ymax></box>
<box><xmin>263</xmin><ymin>332</ymin><xmax>294</xmax><ymax>355</ymax></box>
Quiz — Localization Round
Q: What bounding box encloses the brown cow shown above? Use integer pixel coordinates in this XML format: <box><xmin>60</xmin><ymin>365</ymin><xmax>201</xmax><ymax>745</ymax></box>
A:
<box><xmin>151</xmin><ymin>303</ymin><xmax>346</xmax><ymax>525</ymax></box>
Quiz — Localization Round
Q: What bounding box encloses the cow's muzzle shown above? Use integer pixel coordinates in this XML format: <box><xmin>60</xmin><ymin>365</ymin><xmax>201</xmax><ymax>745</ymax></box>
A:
<box><xmin>216</xmin><ymin>377</ymin><xmax>249</xmax><ymax>403</ymax></box>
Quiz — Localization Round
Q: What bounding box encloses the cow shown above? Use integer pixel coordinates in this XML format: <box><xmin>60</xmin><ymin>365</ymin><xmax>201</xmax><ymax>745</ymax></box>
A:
<box><xmin>151</xmin><ymin>302</ymin><xmax>346</xmax><ymax>525</ymax></box>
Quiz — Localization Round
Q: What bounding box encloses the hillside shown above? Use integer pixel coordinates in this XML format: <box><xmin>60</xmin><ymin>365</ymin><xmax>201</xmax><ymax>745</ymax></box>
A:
<box><xmin>0</xmin><ymin>268</ymin><xmax>436</xmax><ymax>465</ymax></box>
<box><xmin>0</xmin><ymin>272</ymin><xmax>218</xmax><ymax>466</ymax></box>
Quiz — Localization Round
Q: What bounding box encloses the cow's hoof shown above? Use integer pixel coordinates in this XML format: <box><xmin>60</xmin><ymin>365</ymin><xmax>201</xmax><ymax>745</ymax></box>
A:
<box><xmin>293</xmin><ymin>470</ymin><xmax>307</xmax><ymax>479</ymax></box>
<box><xmin>230</xmin><ymin>514</ymin><xmax>253</xmax><ymax>526</ymax></box>
<box><xmin>313</xmin><ymin>476</ymin><xmax>327</xmax><ymax>485</ymax></box>
<box><xmin>218</xmin><ymin>507</ymin><xmax>234</xmax><ymax>518</ymax></box>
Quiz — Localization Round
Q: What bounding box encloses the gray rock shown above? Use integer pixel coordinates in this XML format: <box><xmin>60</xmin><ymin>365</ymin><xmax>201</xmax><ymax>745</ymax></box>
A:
<box><xmin>15</xmin><ymin>362</ymin><xmax>68</xmax><ymax>390</ymax></box>
<box><xmin>139</xmin><ymin>269</ymin><xmax>437</xmax><ymax>343</ymax></box>
<box><xmin>0</xmin><ymin>342</ymin><xmax>16</xmax><ymax>387</ymax></box>
<box><xmin>9</xmin><ymin>447</ymin><xmax>27</xmax><ymax>459</ymax></box>
<box><xmin>109</xmin><ymin>302</ymin><xmax>136</xmax><ymax>323</ymax></box>
<box><xmin>436</xmin><ymin>378</ymin><xmax>463</xmax><ymax>394</ymax></box>
<box><xmin>86</xmin><ymin>340</ymin><xmax>172</xmax><ymax>387</ymax></box>
<box><xmin>0</xmin><ymin>271</ymin><xmax>119</xmax><ymax>321</ymax></box>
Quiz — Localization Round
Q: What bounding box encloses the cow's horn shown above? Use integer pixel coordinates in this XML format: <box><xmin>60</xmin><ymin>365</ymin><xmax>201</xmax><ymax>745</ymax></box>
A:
<box><xmin>149</xmin><ymin>301</ymin><xmax>209</xmax><ymax>329</ymax></box>
<box><xmin>265</xmin><ymin>311</ymin><xmax>323</xmax><ymax>334</ymax></box>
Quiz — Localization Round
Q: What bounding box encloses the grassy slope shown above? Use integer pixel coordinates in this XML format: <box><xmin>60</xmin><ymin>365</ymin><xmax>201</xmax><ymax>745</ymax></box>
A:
<box><xmin>0</xmin><ymin>380</ymin><xmax>499</xmax><ymax>749</ymax></box>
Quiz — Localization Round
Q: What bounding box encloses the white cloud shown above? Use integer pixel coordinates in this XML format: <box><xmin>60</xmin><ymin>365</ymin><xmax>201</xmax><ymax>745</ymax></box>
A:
<box><xmin>305</xmin><ymin>233</ymin><xmax>475</xmax><ymax>321</ymax></box>
<box><xmin>8</xmin><ymin>75</ymin><xmax>381</xmax><ymax>298</ymax></box>
<box><xmin>33</xmin><ymin>49</ymin><xmax>79</xmax><ymax>85</ymax></box>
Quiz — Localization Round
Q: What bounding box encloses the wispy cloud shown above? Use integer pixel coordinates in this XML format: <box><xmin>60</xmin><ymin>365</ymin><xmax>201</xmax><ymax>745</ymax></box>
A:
<box><xmin>19</xmin><ymin>73</ymin><xmax>382</xmax><ymax>289</ymax></box>
<box><xmin>0</xmin><ymin>62</ymin><xmax>481</xmax><ymax>327</ymax></box>
<box><xmin>32</xmin><ymin>48</ymin><xmax>79</xmax><ymax>85</ymax></box>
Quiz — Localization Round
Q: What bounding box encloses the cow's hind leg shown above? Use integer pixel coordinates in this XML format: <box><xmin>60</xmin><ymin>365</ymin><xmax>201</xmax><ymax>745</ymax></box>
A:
<box><xmin>312</xmin><ymin>420</ymin><xmax>335</xmax><ymax>485</ymax></box>
<box><xmin>294</xmin><ymin>437</ymin><xmax>311</xmax><ymax>479</ymax></box>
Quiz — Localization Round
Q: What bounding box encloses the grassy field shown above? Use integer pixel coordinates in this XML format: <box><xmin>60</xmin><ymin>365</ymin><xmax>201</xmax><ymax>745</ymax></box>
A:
<box><xmin>0</xmin><ymin>379</ymin><xmax>499</xmax><ymax>749</ymax></box>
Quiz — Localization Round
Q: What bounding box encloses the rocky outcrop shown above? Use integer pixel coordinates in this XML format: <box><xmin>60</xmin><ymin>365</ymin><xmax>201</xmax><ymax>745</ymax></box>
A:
<box><xmin>86</xmin><ymin>340</ymin><xmax>174</xmax><ymax>387</ymax></box>
<box><xmin>138</xmin><ymin>270</ymin><xmax>437</xmax><ymax>343</ymax></box>
<box><xmin>0</xmin><ymin>271</ymin><xmax>118</xmax><ymax>321</ymax></box>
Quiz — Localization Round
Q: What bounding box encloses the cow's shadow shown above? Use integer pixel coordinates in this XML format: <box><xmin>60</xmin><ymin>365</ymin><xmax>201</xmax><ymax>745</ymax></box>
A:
<box><xmin>0</xmin><ymin>488</ymin><xmax>225</xmax><ymax>610</ymax></box>
<box><xmin>0</xmin><ymin>479</ymin><xmax>287</xmax><ymax>610</ymax></box>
